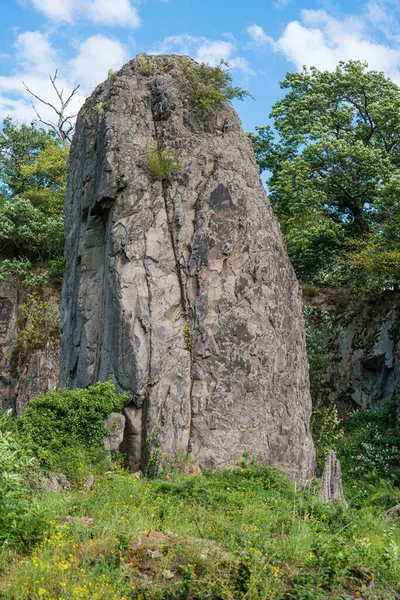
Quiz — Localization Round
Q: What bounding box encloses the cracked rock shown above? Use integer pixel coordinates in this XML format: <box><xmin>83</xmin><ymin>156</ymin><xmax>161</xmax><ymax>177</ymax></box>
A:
<box><xmin>60</xmin><ymin>54</ymin><xmax>315</xmax><ymax>481</ymax></box>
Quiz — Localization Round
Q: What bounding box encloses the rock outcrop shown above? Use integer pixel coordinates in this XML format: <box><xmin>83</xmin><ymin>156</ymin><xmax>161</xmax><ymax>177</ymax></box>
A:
<box><xmin>0</xmin><ymin>277</ymin><xmax>60</xmax><ymax>413</ymax></box>
<box><xmin>60</xmin><ymin>54</ymin><xmax>316</xmax><ymax>480</ymax></box>
<box><xmin>305</xmin><ymin>291</ymin><xmax>400</xmax><ymax>424</ymax></box>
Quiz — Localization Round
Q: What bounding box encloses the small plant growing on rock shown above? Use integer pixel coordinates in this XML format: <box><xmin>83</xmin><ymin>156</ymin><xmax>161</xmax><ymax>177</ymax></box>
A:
<box><xmin>183</xmin><ymin>322</ymin><xmax>192</xmax><ymax>351</ymax></box>
<box><xmin>137</xmin><ymin>54</ymin><xmax>155</xmax><ymax>76</ymax></box>
<box><xmin>14</xmin><ymin>291</ymin><xmax>60</xmax><ymax>368</ymax></box>
<box><xmin>147</xmin><ymin>138</ymin><xmax>186</xmax><ymax>181</ymax></box>
<box><xmin>180</xmin><ymin>59</ymin><xmax>250</xmax><ymax>119</ymax></box>
<box><xmin>94</xmin><ymin>101</ymin><xmax>106</xmax><ymax>115</ymax></box>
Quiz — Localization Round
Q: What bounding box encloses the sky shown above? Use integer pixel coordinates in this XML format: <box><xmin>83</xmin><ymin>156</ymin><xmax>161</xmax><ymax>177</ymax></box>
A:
<box><xmin>1</xmin><ymin>0</ymin><xmax>400</xmax><ymax>133</ymax></box>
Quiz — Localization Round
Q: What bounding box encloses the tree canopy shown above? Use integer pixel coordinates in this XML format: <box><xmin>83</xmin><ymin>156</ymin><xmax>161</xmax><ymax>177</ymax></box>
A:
<box><xmin>0</xmin><ymin>118</ymin><xmax>66</xmax><ymax>276</ymax></box>
<box><xmin>249</xmin><ymin>60</ymin><xmax>400</xmax><ymax>295</ymax></box>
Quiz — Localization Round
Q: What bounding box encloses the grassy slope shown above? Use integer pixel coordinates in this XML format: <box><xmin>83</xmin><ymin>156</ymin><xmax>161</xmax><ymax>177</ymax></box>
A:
<box><xmin>1</xmin><ymin>462</ymin><xmax>399</xmax><ymax>600</ymax></box>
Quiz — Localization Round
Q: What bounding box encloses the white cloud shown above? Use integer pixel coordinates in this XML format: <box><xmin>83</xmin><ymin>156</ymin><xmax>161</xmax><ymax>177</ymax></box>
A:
<box><xmin>87</xmin><ymin>0</ymin><xmax>140</xmax><ymax>28</ymax></box>
<box><xmin>246</xmin><ymin>24</ymin><xmax>270</xmax><ymax>47</ymax></box>
<box><xmin>70</xmin><ymin>35</ymin><xmax>129</xmax><ymax>91</ymax></box>
<box><xmin>30</xmin><ymin>0</ymin><xmax>74</xmax><ymax>22</ymax></box>
<box><xmin>0</xmin><ymin>31</ymin><xmax>128</xmax><ymax>124</ymax></box>
<box><xmin>155</xmin><ymin>34</ymin><xmax>254</xmax><ymax>74</ymax></box>
<box><xmin>28</xmin><ymin>0</ymin><xmax>140</xmax><ymax>28</ymax></box>
<box><xmin>14</xmin><ymin>31</ymin><xmax>58</xmax><ymax>75</ymax></box>
<box><xmin>267</xmin><ymin>8</ymin><xmax>400</xmax><ymax>82</ymax></box>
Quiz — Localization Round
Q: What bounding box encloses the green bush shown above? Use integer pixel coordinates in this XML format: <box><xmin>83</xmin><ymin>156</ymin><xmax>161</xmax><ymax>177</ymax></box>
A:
<box><xmin>137</xmin><ymin>54</ymin><xmax>155</xmax><ymax>76</ymax></box>
<box><xmin>181</xmin><ymin>59</ymin><xmax>250</xmax><ymax>119</ymax></box>
<box><xmin>311</xmin><ymin>404</ymin><xmax>344</xmax><ymax>471</ymax></box>
<box><xmin>13</xmin><ymin>291</ymin><xmax>60</xmax><ymax>368</ymax></box>
<box><xmin>146</xmin><ymin>138</ymin><xmax>186</xmax><ymax>181</ymax></box>
<box><xmin>0</xmin><ymin>410</ymin><xmax>39</xmax><ymax>546</ymax></box>
<box><xmin>11</xmin><ymin>382</ymin><xmax>128</xmax><ymax>481</ymax></box>
<box><xmin>0</xmin><ymin>196</ymin><xmax>64</xmax><ymax>261</ymax></box>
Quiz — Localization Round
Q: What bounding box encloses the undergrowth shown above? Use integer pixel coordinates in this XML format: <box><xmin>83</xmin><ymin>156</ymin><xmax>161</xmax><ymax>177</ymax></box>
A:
<box><xmin>0</xmin><ymin>459</ymin><xmax>399</xmax><ymax>599</ymax></box>
<box><xmin>1</xmin><ymin>384</ymin><xmax>400</xmax><ymax>599</ymax></box>
<box><xmin>9</xmin><ymin>382</ymin><xmax>128</xmax><ymax>485</ymax></box>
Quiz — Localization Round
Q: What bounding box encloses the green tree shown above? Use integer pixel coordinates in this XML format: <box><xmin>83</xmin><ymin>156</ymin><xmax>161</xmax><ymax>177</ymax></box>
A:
<box><xmin>250</xmin><ymin>61</ymin><xmax>400</xmax><ymax>291</ymax></box>
<box><xmin>0</xmin><ymin>119</ymin><xmax>66</xmax><ymax>270</ymax></box>
<box><xmin>0</xmin><ymin>117</ymin><xmax>56</xmax><ymax>198</ymax></box>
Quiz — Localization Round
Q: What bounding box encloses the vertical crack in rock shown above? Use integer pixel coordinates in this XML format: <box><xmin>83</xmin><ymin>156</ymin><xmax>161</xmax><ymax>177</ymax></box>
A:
<box><xmin>60</xmin><ymin>54</ymin><xmax>316</xmax><ymax>481</ymax></box>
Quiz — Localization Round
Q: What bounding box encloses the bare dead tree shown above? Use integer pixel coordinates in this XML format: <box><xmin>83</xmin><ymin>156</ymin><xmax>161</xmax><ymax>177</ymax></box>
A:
<box><xmin>23</xmin><ymin>70</ymin><xmax>80</xmax><ymax>145</ymax></box>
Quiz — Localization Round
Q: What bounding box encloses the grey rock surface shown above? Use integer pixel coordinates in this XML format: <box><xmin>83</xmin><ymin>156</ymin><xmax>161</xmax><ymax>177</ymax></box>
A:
<box><xmin>0</xmin><ymin>277</ymin><xmax>60</xmax><ymax>413</ymax></box>
<box><xmin>305</xmin><ymin>291</ymin><xmax>400</xmax><ymax>424</ymax></box>
<box><xmin>386</xmin><ymin>504</ymin><xmax>400</xmax><ymax>519</ymax></box>
<box><xmin>60</xmin><ymin>54</ymin><xmax>315</xmax><ymax>480</ymax></box>
<box><xmin>104</xmin><ymin>412</ymin><xmax>126</xmax><ymax>451</ymax></box>
<box><xmin>321</xmin><ymin>450</ymin><xmax>347</xmax><ymax>506</ymax></box>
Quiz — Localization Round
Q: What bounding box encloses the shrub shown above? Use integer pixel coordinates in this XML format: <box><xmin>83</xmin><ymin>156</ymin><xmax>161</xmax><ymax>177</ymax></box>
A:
<box><xmin>11</xmin><ymin>382</ymin><xmax>128</xmax><ymax>480</ymax></box>
<box><xmin>0</xmin><ymin>410</ymin><xmax>35</xmax><ymax>545</ymax></box>
<box><xmin>303</xmin><ymin>307</ymin><xmax>335</xmax><ymax>406</ymax></box>
<box><xmin>311</xmin><ymin>404</ymin><xmax>344</xmax><ymax>471</ymax></box>
<box><xmin>180</xmin><ymin>59</ymin><xmax>250</xmax><ymax>119</ymax></box>
<box><xmin>137</xmin><ymin>54</ymin><xmax>155</xmax><ymax>76</ymax></box>
<box><xmin>0</xmin><ymin>257</ymin><xmax>31</xmax><ymax>280</ymax></box>
<box><xmin>0</xmin><ymin>196</ymin><xmax>64</xmax><ymax>261</ymax></box>
<box><xmin>146</xmin><ymin>138</ymin><xmax>186</xmax><ymax>181</ymax></box>
<box><xmin>14</xmin><ymin>291</ymin><xmax>60</xmax><ymax>368</ymax></box>
<box><xmin>338</xmin><ymin>400</ymin><xmax>400</xmax><ymax>477</ymax></box>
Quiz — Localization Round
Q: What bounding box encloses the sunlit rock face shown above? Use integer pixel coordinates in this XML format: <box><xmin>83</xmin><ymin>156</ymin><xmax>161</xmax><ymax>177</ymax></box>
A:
<box><xmin>60</xmin><ymin>54</ymin><xmax>316</xmax><ymax>480</ymax></box>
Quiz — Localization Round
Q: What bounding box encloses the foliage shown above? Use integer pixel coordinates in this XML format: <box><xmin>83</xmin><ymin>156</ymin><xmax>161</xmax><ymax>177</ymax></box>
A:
<box><xmin>13</xmin><ymin>289</ymin><xmax>60</xmax><ymax>368</ymax></box>
<box><xmin>137</xmin><ymin>54</ymin><xmax>155</xmax><ymax>76</ymax></box>
<box><xmin>19</xmin><ymin>142</ymin><xmax>68</xmax><ymax>217</ymax></box>
<box><xmin>322</xmin><ymin>239</ymin><xmax>400</xmax><ymax>297</ymax></box>
<box><xmin>338</xmin><ymin>400</ymin><xmax>400</xmax><ymax>477</ymax></box>
<box><xmin>1</xmin><ymin>460</ymin><xmax>399</xmax><ymax>598</ymax></box>
<box><xmin>0</xmin><ymin>257</ymin><xmax>32</xmax><ymax>280</ymax></box>
<box><xmin>147</xmin><ymin>138</ymin><xmax>186</xmax><ymax>181</ymax></box>
<box><xmin>0</xmin><ymin>196</ymin><xmax>64</xmax><ymax>261</ymax></box>
<box><xmin>311</xmin><ymin>404</ymin><xmax>344</xmax><ymax>471</ymax></box>
<box><xmin>11</xmin><ymin>382</ymin><xmax>128</xmax><ymax>480</ymax></box>
<box><xmin>303</xmin><ymin>307</ymin><xmax>335</xmax><ymax>405</ymax></box>
<box><xmin>0</xmin><ymin>117</ymin><xmax>57</xmax><ymax>198</ymax></box>
<box><xmin>250</xmin><ymin>61</ymin><xmax>400</xmax><ymax>292</ymax></box>
<box><xmin>181</xmin><ymin>59</ymin><xmax>250</xmax><ymax>119</ymax></box>
<box><xmin>0</xmin><ymin>119</ymin><xmax>66</xmax><ymax>280</ymax></box>
<box><xmin>183</xmin><ymin>322</ymin><xmax>192</xmax><ymax>351</ymax></box>
<box><xmin>0</xmin><ymin>410</ymin><xmax>34</xmax><ymax>545</ymax></box>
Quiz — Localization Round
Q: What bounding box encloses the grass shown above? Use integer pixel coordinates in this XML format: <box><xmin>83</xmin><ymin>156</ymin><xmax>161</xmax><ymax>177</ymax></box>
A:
<box><xmin>146</xmin><ymin>139</ymin><xmax>186</xmax><ymax>182</ymax></box>
<box><xmin>1</xmin><ymin>460</ymin><xmax>399</xmax><ymax>599</ymax></box>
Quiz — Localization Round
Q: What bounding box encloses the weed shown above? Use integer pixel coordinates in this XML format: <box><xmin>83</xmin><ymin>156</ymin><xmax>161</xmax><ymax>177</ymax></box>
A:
<box><xmin>183</xmin><ymin>322</ymin><xmax>192</xmax><ymax>351</ymax></box>
<box><xmin>146</xmin><ymin>138</ymin><xmax>186</xmax><ymax>181</ymax></box>
<box><xmin>137</xmin><ymin>54</ymin><xmax>155</xmax><ymax>76</ymax></box>
<box><xmin>94</xmin><ymin>101</ymin><xmax>107</xmax><ymax>114</ymax></box>
<box><xmin>180</xmin><ymin>59</ymin><xmax>251</xmax><ymax>119</ymax></box>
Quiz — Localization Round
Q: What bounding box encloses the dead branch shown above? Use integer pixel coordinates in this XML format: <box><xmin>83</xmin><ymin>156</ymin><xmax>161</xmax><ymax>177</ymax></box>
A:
<box><xmin>23</xmin><ymin>70</ymin><xmax>80</xmax><ymax>145</ymax></box>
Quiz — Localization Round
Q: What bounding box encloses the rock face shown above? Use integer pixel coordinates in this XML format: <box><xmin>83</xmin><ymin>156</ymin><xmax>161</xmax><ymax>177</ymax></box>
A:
<box><xmin>0</xmin><ymin>277</ymin><xmax>60</xmax><ymax>413</ymax></box>
<box><xmin>305</xmin><ymin>291</ymin><xmax>400</xmax><ymax>424</ymax></box>
<box><xmin>60</xmin><ymin>54</ymin><xmax>316</xmax><ymax>480</ymax></box>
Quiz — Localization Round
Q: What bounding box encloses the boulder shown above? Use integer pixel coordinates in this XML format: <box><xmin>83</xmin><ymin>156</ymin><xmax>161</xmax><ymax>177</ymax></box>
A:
<box><xmin>60</xmin><ymin>54</ymin><xmax>315</xmax><ymax>480</ymax></box>
<box><xmin>104</xmin><ymin>412</ymin><xmax>126</xmax><ymax>451</ymax></box>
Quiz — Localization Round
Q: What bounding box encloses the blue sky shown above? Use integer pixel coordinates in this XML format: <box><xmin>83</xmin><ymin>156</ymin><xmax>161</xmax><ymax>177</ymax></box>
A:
<box><xmin>1</xmin><ymin>0</ymin><xmax>400</xmax><ymax>133</ymax></box>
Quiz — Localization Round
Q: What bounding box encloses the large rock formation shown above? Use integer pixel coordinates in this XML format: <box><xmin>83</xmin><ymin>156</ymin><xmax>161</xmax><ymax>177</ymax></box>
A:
<box><xmin>60</xmin><ymin>54</ymin><xmax>315</xmax><ymax>480</ymax></box>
